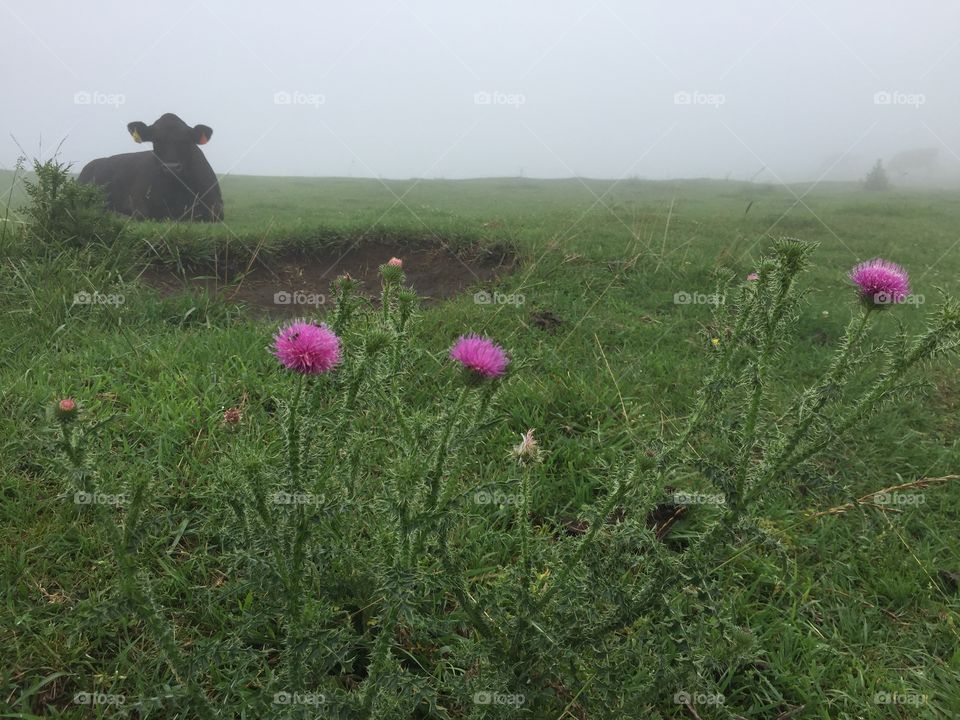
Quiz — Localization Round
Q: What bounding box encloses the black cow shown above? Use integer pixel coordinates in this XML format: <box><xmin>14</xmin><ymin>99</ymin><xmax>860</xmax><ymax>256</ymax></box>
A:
<box><xmin>78</xmin><ymin>113</ymin><xmax>223</xmax><ymax>222</ymax></box>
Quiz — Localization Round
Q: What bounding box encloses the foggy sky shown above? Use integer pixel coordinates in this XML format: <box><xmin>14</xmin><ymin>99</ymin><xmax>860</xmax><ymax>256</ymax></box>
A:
<box><xmin>3</xmin><ymin>0</ymin><xmax>959</xmax><ymax>182</ymax></box>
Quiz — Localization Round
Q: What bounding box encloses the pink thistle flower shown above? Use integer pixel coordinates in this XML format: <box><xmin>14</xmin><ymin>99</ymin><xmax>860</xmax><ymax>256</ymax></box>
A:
<box><xmin>387</xmin><ymin>257</ymin><xmax>403</xmax><ymax>268</ymax></box>
<box><xmin>449</xmin><ymin>334</ymin><xmax>509</xmax><ymax>378</ymax></box>
<box><xmin>849</xmin><ymin>258</ymin><xmax>910</xmax><ymax>307</ymax></box>
<box><xmin>747</xmin><ymin>272</ymin><xmax>759</xmax><ymax>281</ymax></box>
<box><xmin>272</xmin><ymin>321</ymin><xmax>342</xmax><ymax>374</ymax></box>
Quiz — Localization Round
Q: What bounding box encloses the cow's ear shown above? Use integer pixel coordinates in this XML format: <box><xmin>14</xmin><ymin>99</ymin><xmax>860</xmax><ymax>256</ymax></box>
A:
<box><xmin>193</xmin><ymin>125</ymin><xmax>213</xmax><ymax>145</ymax></box>
<box><xmin>127</xmin><ymin>121</ymin><xmax>150</xmax><ymax>144</ymax></box>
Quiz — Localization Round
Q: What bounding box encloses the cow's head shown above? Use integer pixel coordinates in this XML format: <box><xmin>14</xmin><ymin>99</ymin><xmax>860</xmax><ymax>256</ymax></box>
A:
<box><xmin>127</xmin><ymin>113</ymin><xmax>213</xmax><ymax>175</ymax></box>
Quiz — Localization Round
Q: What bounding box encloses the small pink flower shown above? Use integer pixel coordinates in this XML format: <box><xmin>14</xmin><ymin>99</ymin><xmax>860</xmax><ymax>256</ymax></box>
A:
<box><xmin>223</xmin><ymin>407</ymin><xmax>242</xmax><ymax>424</ymax></box>
<box><xmin>272</xmin><ymin>321</ymin><xmax>342</xmax><ymax>374</ymax></box>
<box><xmin>387</xmin><ymin>257</ymin><xmax>403</xmax><ymax>268</ymax></box>
<box><xmin>747</xmin><ymin>272</ymin><xmax>759</xmax><ymax>281</ymax></box>
<box><xmin>450</xmin><ymin>334</ymin><xmax>509</xmax><ymax>378</ymax></box>
<box><xmin>849</xmin><ymin>258</ymin><xmax>910</xmax><ymax>307</ymax></box>
<box><xmin>56</xmin><ymin>397</ymin><xmax>78</xmax><ymax>421</ymax></box>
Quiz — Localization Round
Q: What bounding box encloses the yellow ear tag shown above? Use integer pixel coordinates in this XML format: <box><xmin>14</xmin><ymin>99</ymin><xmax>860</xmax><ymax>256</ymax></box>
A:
<box><xmin>131</xmin><ymin>130</ymin><xmax>142</xmax><ymax>143</ymax></box>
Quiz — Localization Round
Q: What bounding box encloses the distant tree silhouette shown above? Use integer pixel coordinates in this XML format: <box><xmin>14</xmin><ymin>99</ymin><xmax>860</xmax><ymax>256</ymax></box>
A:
<box><xmin>863</xmin><ymin>159</ymin><xmax>890</xmax><ymax>191</ymax></box>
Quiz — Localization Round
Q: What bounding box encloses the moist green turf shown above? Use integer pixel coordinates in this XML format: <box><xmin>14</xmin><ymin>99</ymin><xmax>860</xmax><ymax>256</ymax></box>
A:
<box><xmin>1</xmin><ymin>172</ymin><xmax>959</xmax><ymax>717</ymax></box>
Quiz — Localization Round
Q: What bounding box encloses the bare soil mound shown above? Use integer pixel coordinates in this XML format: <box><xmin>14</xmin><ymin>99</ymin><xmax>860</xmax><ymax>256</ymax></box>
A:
<box><xmin>139</xmin><ymin>241</ymin><xmax>514</xmax><ymax>318</ymax></box>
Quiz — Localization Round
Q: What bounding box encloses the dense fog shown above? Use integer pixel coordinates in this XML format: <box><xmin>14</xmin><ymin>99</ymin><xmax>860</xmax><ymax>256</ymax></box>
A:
<box><xmin>3</xmin><ymin>0</ymin><xmax>959</xmax><ymax>183</ymax></box>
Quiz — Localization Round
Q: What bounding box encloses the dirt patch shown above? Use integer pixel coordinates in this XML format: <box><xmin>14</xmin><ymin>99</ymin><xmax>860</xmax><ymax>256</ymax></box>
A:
<box><xmin>531</xmin><ymin>310</ymin><xmax>564</xmax><ymax>332</ymax></box>
<box><xmin>538</xmin><ymin>500</ymin><xmax>685</xmax><ymax>543</ymax></box>
<box><xmin>139</xmin><ymin>241</ymin><xmax>514</xmax><ymax>318</ymax></box>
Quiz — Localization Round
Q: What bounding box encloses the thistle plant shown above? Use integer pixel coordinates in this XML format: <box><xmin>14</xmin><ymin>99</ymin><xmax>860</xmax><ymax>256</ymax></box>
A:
<box><xmin>52</xmin><ymin>398</ymin><xmax>217</xmax><ymax>719</ymax></box>
<box><xmin>50</xmin><ymin>240</ymin><xmax>960</xmax><ymax>717</ymax></box>
<box><xmin>270</xmin><ymin>320</ymin><xmax>342</xmax><ymax>690</ymax></box>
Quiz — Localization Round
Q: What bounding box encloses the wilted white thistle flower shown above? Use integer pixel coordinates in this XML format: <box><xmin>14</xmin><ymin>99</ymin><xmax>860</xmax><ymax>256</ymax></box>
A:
<box><xmin>512</xmin><ymin>428</ymin><xmax>539</xmax><ymax>462</ymax></box>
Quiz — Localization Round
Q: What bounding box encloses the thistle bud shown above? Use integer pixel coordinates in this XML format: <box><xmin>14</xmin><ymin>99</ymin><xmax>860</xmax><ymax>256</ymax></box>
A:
<box><xmin>379</xmin><ymin>259</ymin><xmax>405</xmax><ymax>283</ymax></box>
<box><xmin>56</xmin><ymin>397</ymin><xmax>78</xmax><ymax>423</ymax></box>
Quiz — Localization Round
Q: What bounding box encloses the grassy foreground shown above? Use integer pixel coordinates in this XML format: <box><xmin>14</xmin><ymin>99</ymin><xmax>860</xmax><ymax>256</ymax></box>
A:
<box><xmin>1</xmin><ymin>170</ymin><xmax>959</xmax><ymax>718</ymax></box>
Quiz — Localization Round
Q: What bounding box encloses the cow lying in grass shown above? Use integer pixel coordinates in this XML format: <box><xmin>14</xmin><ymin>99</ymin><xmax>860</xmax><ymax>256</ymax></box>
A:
<box><xmin>79</xmin><ymin>113</ymin><xmax>223</xmax><ymax>222</ymax></box>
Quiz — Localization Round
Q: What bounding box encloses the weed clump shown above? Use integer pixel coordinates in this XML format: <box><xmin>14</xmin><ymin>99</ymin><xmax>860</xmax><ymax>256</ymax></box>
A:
<box><xmin>20</xmin><ymin>157</ymin><xmax>125</xmax><ymax>249</ymax></box>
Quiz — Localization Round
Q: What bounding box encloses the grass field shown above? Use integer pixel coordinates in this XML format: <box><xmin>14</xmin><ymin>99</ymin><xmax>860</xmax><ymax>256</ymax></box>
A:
<box><xmin>2</xmin><ymin>168</ymin><xmax>959</xmax><ymax>718</ymax></box>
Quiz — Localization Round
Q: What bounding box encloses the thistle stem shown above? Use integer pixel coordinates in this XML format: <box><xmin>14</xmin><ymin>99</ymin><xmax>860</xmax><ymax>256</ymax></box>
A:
<box><xmin>537</xmin><ymin>473</ymin><xmax>625</xmax><ymax>609</ymax></box>
<box><xmin>287</xmin><ymin>374</ymin><xmax>304</xmax><ymax>490</ymax></box>
<box><xmin>284</xmin><ymin>373</ymin><xmax>308</xmax><ymax>689</ymax></box>
<box><xmin>425</xmin><ymin>385</ymin><xmax>469</xmax><ymax>513</ymax></box>
<box><xmin>766</xmin><ymin>307</ymin><xmax>872</xmax><ymax>480</ymax></box>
